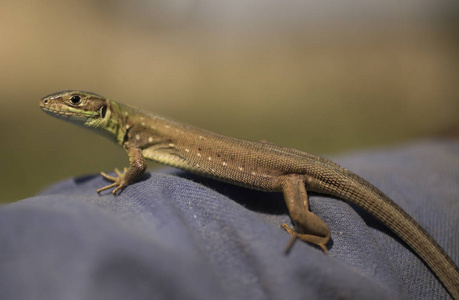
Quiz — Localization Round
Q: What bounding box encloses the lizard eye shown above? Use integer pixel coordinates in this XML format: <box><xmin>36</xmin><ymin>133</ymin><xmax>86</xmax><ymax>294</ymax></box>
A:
<box><xmin>70</xmin><ymin>95</ymin><xmax>81</xmax><ymax>104</ymax></box>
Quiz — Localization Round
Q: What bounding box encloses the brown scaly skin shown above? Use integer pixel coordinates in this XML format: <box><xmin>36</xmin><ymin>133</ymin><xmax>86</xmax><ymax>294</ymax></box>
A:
<box><xmin>40</xmin><ymin>90</ymin><xmax>459</xmax><ymax>299</ymax></box>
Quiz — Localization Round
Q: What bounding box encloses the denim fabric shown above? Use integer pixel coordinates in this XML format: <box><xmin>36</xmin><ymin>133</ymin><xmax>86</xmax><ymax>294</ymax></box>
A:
<box><xmin>1</xmin><ymin>139</ymin><xmax>457</xmax><ymax>300</ymax></box>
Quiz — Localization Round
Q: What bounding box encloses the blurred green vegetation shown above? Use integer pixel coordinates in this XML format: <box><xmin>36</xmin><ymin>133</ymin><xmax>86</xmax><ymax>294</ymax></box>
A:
<box><xmin>1</xmin><ymin>1</ymin><xmax>458</xmax><ymax>204</ymax></box>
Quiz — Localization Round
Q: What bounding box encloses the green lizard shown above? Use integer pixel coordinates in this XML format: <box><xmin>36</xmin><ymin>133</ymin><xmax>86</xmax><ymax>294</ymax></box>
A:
<box><xmin>40</xmin><ymin>90</ymin><xmax>459</xmax><ymax>299</ymax></box>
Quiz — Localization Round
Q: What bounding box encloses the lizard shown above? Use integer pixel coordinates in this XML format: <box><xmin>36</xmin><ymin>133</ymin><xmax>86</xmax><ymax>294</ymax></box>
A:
<box><xmin>40</xmin><ymin>90</ymin><xmax>459</xmax><ymax>299</ymax></box>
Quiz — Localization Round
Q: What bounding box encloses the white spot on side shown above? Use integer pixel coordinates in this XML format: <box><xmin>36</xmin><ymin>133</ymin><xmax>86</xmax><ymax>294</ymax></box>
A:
<box><xmin>124</xmin><ymin>111</ymin><xmax>129</xmax><ymax>116</ymax></box>
<box><xmin>185</xmin><ymin>149</ymin><xmax>190</xmax><ymax>152</ymax></box>
<box><xmin>148</xmin><ymin>137</ymin><xmax>153</xmax><ymax>143</ymax></box>
<box><xmin>196</xmin><ymin>164</ymin><xmax>200</xmax><ymax>168</ymax></box>
<box><xmin>238</xmin><ymin>167</ymin><xmax>243</xmax><ymax>171</ymax></box>
<box><xmin>262</xmin><ymin>174</ymin><xmax>271</xmax><ymax>178</ymax></box>
<box><xmin>208</xmin><ymin>157</ymin><xmax>212</xmax><ymax>161</ymax></box>
<box><xmin>125</xmin><ymin>124</ymin><xmax>130</xmax><ymax>129</ymax></box>
<box><xmin>211</xmin><ymin>169</ymin><xmax>215</xmax><ymax>172</ymax></box>
<box><xmin>141</xmin><ymin>122</ymin><xmax>146</xmax><ymax>126</ymax></box>
<box><xmin>135</xmin><ymin>134</ymin><xmax>140</xmax><ymax>140</ymax></box>
<box><xmin>197</xmin><ymin>153</ymin><xmax>201</xmax><ymax>157</ymax></box>
<box><xmin>222</xmin><ymin>162</ymin><xmax>227</xmax><ymax>166</ymax></box>
<box><xmin>251</xmin><ymin>171</ymin><xmax>256</xmax><ymax>175</ymax></box>
<box><xmin>199</xmin><ymin>136</ymin><xmax>205</xmax><ymax>140</ymax></box>
<box><xmin>168</xmin><ymin>143</ymin><xmax>175</xmax><ymax>147</ymax></box>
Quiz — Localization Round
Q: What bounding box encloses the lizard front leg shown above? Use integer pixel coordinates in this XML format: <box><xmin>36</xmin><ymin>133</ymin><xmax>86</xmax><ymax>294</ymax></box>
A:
<box><xmin>97</xmin><ymin>145</ymin><xmax>147</xmax><ymax>195</ymax></box>
<box><xmin>281</xmin><ymin>175</ymin><xmax>330</xmax><ymax>253</ymax></box>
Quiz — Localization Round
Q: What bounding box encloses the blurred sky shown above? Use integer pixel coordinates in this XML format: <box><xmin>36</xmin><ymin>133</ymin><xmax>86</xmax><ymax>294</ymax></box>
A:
<box><xmin>1</xmin><ymin>0</ymin><xmax>458</xmax><ymax>203</ymax></box>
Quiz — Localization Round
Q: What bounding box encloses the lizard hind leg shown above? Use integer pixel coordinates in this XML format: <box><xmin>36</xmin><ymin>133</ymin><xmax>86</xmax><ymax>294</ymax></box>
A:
<box><xmin>281</xmin><ymin>175</ymin><xmax>331</xmax><ymax>253</ymax></box>
<box><xmin>281</xmin><ymin>223</ymin><xmax>330</xmax><ymax>254</ymax></box>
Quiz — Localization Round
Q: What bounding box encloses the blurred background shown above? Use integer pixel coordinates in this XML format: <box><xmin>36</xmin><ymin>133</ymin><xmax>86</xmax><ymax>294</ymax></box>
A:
<box><xmin>1</xmin><ymin>0</ymin><xmax>458</xmax><ymax>203</ymax></box>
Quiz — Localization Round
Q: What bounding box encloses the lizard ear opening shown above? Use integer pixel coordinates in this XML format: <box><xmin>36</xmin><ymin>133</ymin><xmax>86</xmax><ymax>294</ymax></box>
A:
<box><xmin>101</xmin><ymin>105</ymin><xmax>107</xmax><ymax>118</ymax></box>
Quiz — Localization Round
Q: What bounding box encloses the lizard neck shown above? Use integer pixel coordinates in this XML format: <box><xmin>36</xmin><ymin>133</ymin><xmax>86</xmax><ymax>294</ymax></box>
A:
<box><xmin>90</xmin><ymin>99</ymin><xmax>127</xmax><ymax>145</ymax></box>
<box><xmin>108</xmin><ymin>100</ymin><xmax>128</xmax><ymax>145</ymax></box>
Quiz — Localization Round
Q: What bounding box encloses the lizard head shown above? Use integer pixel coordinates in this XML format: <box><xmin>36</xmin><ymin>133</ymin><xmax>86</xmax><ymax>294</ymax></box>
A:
<box><xmin>40</xmin><ymin>90</ymin><xmax>108</xmax><ymax>127</ymax></box>
<box><xmin>40</xmin><ymin>90</ymin><xmax>125</xmax><ymax>144</ymax></box>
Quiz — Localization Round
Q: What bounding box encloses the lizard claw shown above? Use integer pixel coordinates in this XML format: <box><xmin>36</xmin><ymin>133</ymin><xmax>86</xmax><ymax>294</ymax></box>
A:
<box><xmin>281</xmin><ymin>223</ymin><xmax>329</xmax><ymax>254</ymax></box>
<box><xmin>97</xmin><ymin>168</ymin><xmax>128</xmax><ymax>195</ymax></box>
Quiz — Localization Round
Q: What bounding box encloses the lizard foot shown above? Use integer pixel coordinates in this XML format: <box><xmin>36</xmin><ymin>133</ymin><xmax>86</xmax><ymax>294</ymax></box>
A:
<box><xmin>97</xmin><ymin>168</ymin><xmax>128</xmax><ymax>195</ymax></box>
<box><xmin>281</xmin><ymin>223</ymin><xmax>329</xmax><ymax>254</ymax></box>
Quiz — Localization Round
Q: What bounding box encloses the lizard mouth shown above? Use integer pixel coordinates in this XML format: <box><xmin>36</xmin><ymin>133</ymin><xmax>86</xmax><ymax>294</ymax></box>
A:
<box><xmin>40</xmin><ymin>105</ymin><xmax>90</xmax><ymax>123</ymax></box>
<box><xmin>40</xmin><ymin>106</ymin><xmax>86</xmax><ymax>117</ymax></box>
